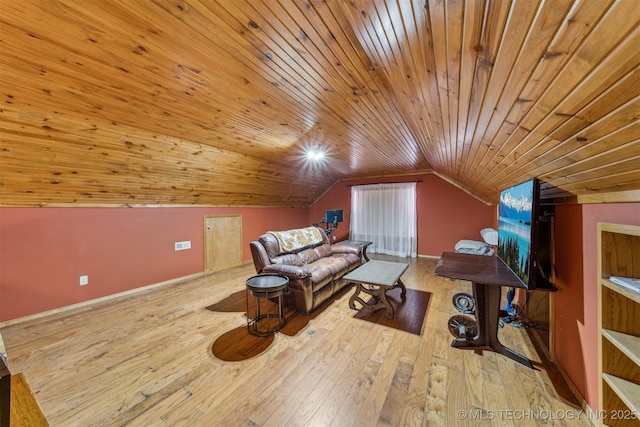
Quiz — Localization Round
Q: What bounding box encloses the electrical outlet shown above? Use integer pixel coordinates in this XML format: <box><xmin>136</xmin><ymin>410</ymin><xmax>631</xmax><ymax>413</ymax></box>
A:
<box><xmin>333</xmin><ymin>235</ymin><xmax>336</xmax><ymax>241</ymax></box>
<box><xmin>79</xmin><ymin>275</ymin><xmax>89</xmax><ymax>286</ymax></box>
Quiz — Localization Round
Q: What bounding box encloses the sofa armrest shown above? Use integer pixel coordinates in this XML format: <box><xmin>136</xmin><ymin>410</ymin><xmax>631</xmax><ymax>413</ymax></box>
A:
<box><xmin>262</xmin><ymin>264</ymin><xmax>311</xmax><ymax>279</ymax></box>
<box><xmin>330</xmin><ymin>243</ymin><xmax>362</xmax><ymax>256</ymax></box>
<box><xmin>250</xmin><ymin>241</ymin><xmax>271</xmax><ymax>273</ymax></box>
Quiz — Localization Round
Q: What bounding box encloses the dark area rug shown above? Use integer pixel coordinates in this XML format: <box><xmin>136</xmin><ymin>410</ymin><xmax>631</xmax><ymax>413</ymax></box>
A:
<box><xmin>353</xmin><ymin>287</ymin><xmax>432</xmax><ymax>335</ymax></box>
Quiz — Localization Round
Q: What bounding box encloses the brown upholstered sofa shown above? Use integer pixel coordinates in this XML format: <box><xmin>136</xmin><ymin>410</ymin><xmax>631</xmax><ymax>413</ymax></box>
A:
<box><xmin>249</xmin><ymin>226</ymin><xmax>362</xmax><ymax>313</ymax></box>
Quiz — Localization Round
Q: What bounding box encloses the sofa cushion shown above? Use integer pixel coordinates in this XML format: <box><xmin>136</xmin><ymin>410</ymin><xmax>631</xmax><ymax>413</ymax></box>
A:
<box><xmin>306</xmin><ymin>262</ymin><xmax>334</xmax><ymax>292</ymax></box>
<box><xmin>298</xmin><ymin>248</ymin><xmax>320</xmax><ymax>264</ymax></box>
<box><xmin>307</xmin><ymin>257</ymin><xmax>350</xmax><ymax>293</ymax></box>
<box><xmin>270</xmin><ymin>253</ymin><xmax>303</xmax><ymax>267</ymax></box>
<box><xmin>314</xmin><ymin>244</ymin><xmax>332</xmax><ymax>258</ymax></box>
<box><xmin>331</xmin><ymin>252</ymin><xmax>361</xmax><ymax>269</ymax></box>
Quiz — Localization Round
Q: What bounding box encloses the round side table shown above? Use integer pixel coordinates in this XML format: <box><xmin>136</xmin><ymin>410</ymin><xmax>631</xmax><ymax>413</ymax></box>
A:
<box><xmin>245</xmin><ymin>274</ymin><xmax>289</xmax><ymax>336</ymax></box>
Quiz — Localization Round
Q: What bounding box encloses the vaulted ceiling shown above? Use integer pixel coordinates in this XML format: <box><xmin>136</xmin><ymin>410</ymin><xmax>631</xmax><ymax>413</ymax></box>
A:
<box><xmin>1</xmin><ymin>0</ymin><xmax>638</xmax><ymax>207</ymax></box>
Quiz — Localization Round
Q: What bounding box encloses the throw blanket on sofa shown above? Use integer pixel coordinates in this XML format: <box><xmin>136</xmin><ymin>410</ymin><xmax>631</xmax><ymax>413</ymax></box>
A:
<box><xmin>269</xmin><ymin>226</ymin><xmax>323</xmax><ymax>253</ymax></box>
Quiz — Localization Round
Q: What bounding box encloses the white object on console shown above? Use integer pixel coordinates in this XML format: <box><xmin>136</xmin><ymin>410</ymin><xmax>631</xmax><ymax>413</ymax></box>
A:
<box><xmin>455</xmin><ymin>240</ymin><xmax>488</xmax><ymax>251</ymax></box>
<box><xmin>454</xmin><ymin>239</ymin><xmax>494</xmax><ymax>256</ymax></box>
<box><xmin>481</xmin><ymin>228</ymin><xmax>498</xmax><ymax>245</ymax></box>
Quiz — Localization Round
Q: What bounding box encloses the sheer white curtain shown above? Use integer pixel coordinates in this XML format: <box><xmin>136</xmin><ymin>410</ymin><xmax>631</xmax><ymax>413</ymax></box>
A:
<box><xmin>350</xmin><ymin>182</ymin><xmax>417</xmax><ymax>258</ymax></box>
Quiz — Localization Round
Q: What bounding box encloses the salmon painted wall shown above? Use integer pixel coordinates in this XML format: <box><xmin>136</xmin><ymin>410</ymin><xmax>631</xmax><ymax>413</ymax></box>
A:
<box><xmin>310</xmin><ymin>173</ymin><xmax>496</xmax><ymax>257</ymax></box>
<box><xmin>553</xmin><ymin>204</ymin><xmax>586</xmax><ymax>402</ymax></box>
<box><xmin>553</xmin><ymin>203</ymin><xmax>640</xmax><ymax>411</ymax></box>
<box><xmin>0</xmin><ymin>206</ymin><xmax>308</xmax><ymax>322</ymax></box>
<box><xmin>0</xmin><ymin>177</ymin><xmax>497</xmax><ymax>323</ymax></box>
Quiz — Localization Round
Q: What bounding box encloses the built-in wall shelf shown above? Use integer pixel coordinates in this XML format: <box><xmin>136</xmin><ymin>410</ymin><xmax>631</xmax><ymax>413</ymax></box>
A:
<box><xmin>602</xmin><ymin>329</ymin><xmax>640</xmax><ymax>367</ymax></box>
<box><xmin>598</xmin><ymin>222</ymin><xmax>640</xmax><ymax>427</ymax></box>
<box><xmin>602</xmin><ymin>374</ymin><xmax>640</xmax><ymax>414</ymax></box>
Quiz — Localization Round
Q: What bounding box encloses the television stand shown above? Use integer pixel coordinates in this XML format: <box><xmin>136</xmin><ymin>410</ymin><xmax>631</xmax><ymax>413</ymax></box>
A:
<box><xmin>435</xmin><ymin>252</ymin><xmax>534</xmax><ymax>369</ymax></box>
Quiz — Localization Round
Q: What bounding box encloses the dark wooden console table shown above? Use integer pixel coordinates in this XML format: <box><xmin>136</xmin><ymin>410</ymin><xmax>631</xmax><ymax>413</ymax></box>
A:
<box><xmin>434</xmin><ymin>252</ymin><xmax>534</xmax><ymax>369</ymax></box>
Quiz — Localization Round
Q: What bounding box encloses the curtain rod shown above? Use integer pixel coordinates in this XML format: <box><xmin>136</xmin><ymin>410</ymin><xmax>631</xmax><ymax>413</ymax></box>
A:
<box><xmin>346</xmin><ymin>180</ymin><xmax>421</xmax><ymax>187</ymax></box>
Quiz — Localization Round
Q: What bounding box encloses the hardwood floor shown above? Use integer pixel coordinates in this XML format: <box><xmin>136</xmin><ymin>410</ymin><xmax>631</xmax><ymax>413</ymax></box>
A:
<box><xmin>1</xmin><ymin>255</ymin><xmax>592</xmax><ymax>426</ymax></box>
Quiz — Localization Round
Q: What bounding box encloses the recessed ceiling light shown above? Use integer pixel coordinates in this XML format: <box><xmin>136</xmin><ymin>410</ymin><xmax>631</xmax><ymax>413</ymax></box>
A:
<box><xmin>306</xmin><ymin>149</ymin><xmax>325</xmax><ymax>161</ymax></box>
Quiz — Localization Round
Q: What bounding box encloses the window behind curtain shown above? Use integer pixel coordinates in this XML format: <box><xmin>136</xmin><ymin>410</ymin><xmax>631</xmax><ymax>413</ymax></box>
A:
<box><xmin>350</xmin><ymin>182</ymin><xmax>417</xmax><ymax>257</ymax></box>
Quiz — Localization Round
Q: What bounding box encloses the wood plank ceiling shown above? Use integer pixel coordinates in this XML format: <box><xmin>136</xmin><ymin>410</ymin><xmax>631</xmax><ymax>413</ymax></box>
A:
<box><xmin>1</xmin><ymin>0</ymin><xmax>638</xmax><ymax>207</ymax></box>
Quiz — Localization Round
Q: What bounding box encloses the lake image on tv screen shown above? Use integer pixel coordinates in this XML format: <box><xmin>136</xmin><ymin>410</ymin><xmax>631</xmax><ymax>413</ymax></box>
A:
<box><xmin>498</xmin><ymin>180</ymin><xmax>534</xmax><ymax>285</ymax></box>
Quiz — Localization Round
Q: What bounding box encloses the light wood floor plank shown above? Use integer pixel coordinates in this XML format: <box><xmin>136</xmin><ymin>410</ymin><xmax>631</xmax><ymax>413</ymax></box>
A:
<box><xmin>1</xmin><ymin>256</ymin><xmax>593</xmax><ymax>426</ymax></box>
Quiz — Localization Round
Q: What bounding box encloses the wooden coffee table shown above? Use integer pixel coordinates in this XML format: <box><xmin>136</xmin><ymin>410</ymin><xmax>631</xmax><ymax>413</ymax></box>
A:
<box><xmin>345</xmin><ymin>260</ymin><xmax>408</xmax><ymax>318</ymax></box>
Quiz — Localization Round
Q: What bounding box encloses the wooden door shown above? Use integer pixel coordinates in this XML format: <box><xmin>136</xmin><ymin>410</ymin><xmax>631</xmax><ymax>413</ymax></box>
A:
<box><xmin>204</xmin><ymin>215</ymin><xmax>242</xmax><ymax>272</ymax></box>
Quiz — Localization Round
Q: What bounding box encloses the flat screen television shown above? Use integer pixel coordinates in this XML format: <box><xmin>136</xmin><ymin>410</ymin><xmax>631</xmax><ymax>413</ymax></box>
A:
<box><xmin>325</xmin><ymin>209</ymin><xmax>343</xmax><ymax>226</ymax></box>
<box><xmin>497</xmin><ymin>178</ymin><xmax>555</xmax><ymax>291</ymax></box>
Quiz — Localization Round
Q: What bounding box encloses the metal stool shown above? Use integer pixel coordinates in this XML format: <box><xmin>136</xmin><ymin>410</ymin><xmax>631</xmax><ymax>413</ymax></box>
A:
<box><xmin>245</xmin><ymin>274</ymin><xmax>288</xmax><ymax>336</ymax></box>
